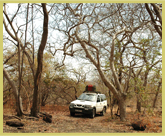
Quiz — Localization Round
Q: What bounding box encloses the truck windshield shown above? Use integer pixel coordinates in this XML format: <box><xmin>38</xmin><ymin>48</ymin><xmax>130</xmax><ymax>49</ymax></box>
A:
<box><xmin>77</xmin><ymin>93</ymin><xmax>96</xmax><ymax>102</ymax></box>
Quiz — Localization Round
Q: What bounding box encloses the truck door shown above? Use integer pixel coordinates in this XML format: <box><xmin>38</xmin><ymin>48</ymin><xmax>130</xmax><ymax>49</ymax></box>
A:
<box><xmin>100</xmin><ymin>95</ymin><xmax>105</xmax><ymax>111</ymax></box>
<box><xmin>96</xmin><ymin>95</ymin><xmax>102</xmax><ymax>113</ymax></box>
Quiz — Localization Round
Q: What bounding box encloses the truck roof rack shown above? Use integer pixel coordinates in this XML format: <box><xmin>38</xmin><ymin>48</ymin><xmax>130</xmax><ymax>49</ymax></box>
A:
<box><xmin>83</xmin><ymin>85</ymin><xmax>101</xmax><ymax>94</ymax></box>
<box><xmin>83</xmin><ymin>90</ymin><xmax>101</xmax><ymax>94</ymax></box>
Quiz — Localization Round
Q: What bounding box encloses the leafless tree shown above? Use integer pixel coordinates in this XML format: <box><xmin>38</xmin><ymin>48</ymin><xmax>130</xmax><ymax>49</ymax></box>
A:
<box><xmin>145</xmin><ymin>3</ymin><xmax>162</xmax><ymax>38</ymax></box>
<box><xmin>3</xmin><ymin>3</ymin><xmax>49</xmax><ymax>117</ymax></box>
<box><xmin>49</xmin><ymin>3</ymin><xmax>160</xmax><ymax>121</ymax></box>
<box><xmin>30</xmin><ymin>3</ymin><xmax>49</xmax><ymax>117</ymax></box>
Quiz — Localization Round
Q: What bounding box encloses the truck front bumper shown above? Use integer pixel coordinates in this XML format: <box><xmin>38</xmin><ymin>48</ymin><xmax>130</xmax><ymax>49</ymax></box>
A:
<box><xmin>69</xmin><ymin>106</ymin><xmax>93</xmax><ymax>115</ymax></box>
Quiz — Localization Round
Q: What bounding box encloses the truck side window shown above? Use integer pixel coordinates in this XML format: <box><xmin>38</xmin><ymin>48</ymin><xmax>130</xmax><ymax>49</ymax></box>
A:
<box><xmin>97</xmin><ymin>97</ymin><xmax>100</xmax><ymax>102</ymax></box>
<box><xmin>99</xmin><ymin>95</ymin><xmax>104</xmax><ymax>101</ymax></box>
<box><xmin>102</xmin><ymin>95</ymin><xmax>106</xmax><ymax>101</ymax></box>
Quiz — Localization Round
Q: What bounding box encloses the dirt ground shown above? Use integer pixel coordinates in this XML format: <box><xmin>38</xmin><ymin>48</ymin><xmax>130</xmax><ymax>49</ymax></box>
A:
<box><xmin>3</xmin><ymin>104</ymin><xmax>162</xmax><ymax>133</ymax></box>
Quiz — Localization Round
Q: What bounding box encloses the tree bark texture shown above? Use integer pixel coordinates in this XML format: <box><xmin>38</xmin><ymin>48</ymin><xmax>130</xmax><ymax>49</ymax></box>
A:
<box><xmin>118</xmin><ymin>98</ymin><xmax>126</xmax><ymax>121</ymax></box>
<box><xmin>31</xmin><ymin>3</ymin><xmax>49</xmax><ymax>117</ymax></box>
<box><xmin>3</xmin><ymin>66</ymin><xmax>23</xmax><ymax>116</ymax></box>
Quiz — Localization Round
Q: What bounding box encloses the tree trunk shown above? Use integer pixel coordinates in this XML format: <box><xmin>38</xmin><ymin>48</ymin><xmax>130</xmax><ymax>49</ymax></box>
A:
<box><xmin>76</xmin><ymin>28</ymin><xmax>127</xmax><ymax>121</ymax></box>
<box><xmin>118</xmin><ymin>98</ymin><xmax>126</xmax><ymax>121</ymax></box>
<box><xmin>3</xmin><ymin>67</ymin><xmax>23</xmax><ymax>116</ymax></box>
<box><xmin>31</xmin><ymin>3</ymin><xmax>49</xmax><ymax>117</ymax></box>
<box><xmin>109</xmin><ymin>90</ymin><xmax>113</xmax><ymax>116</ymax></box>
<box><xmin>134</xmin><ymin>79</ymin><xmax>142</xmax><ymax>113</ymax></box>
<box><xmin>153</xmin><ymin>79</ymin><xmax>162</xmax><ymax>108</ymax></box>
<box><xmin>153</xmin><ymin>91</ymin><xmax>159</xmax><ymax>108</ymax></box>
<box><xmin>18</xmin><ymin>97</ymin><xmax>23</xmax><ymax>116</ymax></box>
<box><xmin>137</xmin><ymin>96</ymin><xmax>141</xmax><ymax>113</ymax></box>
<box><xmin>17</xmin><ymin>42</ymin><xmax>23</xmax><ymax>116</ymax></box>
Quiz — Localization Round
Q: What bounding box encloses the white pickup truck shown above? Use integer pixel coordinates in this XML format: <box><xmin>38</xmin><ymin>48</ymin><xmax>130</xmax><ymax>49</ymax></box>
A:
<box><xmin>69</xmin><ymin>85</ymin><xmax>107</xmax><ymax>118</ymax></box>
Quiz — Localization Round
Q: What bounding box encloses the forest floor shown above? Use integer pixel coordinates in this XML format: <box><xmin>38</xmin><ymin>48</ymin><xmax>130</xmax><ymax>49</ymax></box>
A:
<box><xmin>3</xmin><ymin>105</ymin><xmax>162</xmax><ymax>133</ymax></box>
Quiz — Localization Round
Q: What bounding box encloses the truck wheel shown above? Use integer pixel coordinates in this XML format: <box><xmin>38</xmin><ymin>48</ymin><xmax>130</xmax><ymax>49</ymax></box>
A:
<box><xmin>70</xmin><ymin>112</ymin><xmax>75</xmax><ymax>116</ymax></box>
<box><xmin>90</xmin><ymin>108</ymin><xmax>96</xmax><ymax>118</ymax></box>
<box><xmin>101</xmin><ymin>107</ymin><xmax>106</xmax><ymax>116</ymax></box>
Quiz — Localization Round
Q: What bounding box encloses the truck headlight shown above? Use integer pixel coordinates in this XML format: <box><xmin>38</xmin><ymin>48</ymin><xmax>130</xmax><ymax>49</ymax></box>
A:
<box><xmin>70</xmin><ymin>103</ymin><xmax>75</xmax><ymax>108</ymax></box>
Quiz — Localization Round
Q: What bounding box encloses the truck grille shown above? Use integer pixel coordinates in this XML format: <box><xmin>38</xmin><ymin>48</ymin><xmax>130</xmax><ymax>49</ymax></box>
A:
<box><xmin>75</xmin><ymin>104</ymin><xmax>84</xmax><ymax>108</ymax></box>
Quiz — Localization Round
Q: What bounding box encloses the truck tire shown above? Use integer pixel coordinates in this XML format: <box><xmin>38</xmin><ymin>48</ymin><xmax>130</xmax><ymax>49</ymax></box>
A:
<box><xmin>70</xmin><ymin>112</ymin><xmax>75</xmax><ymax>116</ymax></box>
<box><xmin>90</xmin><ymin>108</ymin><xmax>96</xmax><ymax>118</ymax></box>
<box><xmin>101</xmin><ymin>107</ymin><xmax>106</xmax><ymax>116</ymax></box>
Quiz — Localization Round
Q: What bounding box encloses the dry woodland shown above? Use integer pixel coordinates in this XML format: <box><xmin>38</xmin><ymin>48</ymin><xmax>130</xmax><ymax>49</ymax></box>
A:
<box><xmin>3</xmin><ymin>3</ymin><xmax>162</xmax><ymax>133</ymax></box>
